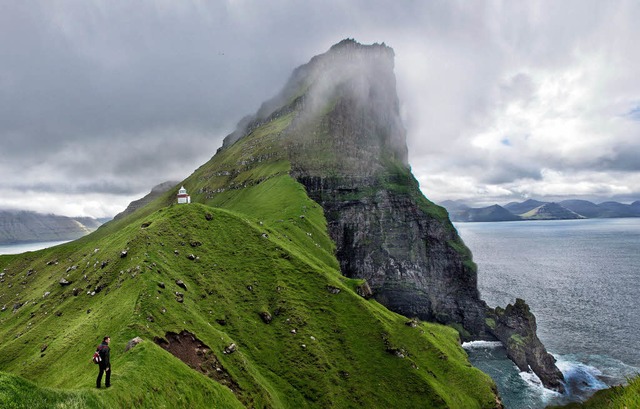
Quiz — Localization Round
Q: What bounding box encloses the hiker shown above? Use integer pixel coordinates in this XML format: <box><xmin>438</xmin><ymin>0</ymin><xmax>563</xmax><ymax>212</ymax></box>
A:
<box><xmin>96</xmin><ymin>336</ymin><xmax>111</xmax><ymax>388</ymax></box>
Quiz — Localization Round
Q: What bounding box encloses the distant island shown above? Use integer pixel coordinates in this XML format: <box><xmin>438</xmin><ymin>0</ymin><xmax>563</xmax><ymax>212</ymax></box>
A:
<box><xmin>441</xmin><ymin>199</ymin><xmax>640</xmax><ymax>222</ymax></box>
<box><xmin>0</xmin><ymin>210</ymin><xmax>106</xmax><ymax>244</ymax></box>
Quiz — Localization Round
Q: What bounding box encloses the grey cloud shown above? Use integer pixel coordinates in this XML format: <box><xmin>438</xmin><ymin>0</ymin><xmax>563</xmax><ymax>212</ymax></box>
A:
<box><xmin>2</xmin><ymin>1</ymin><xmax>640</xmax><ymax>216</ymax></box>
<box><xmin>8</xmin><ymin>181</ymin><xmax>138</xmax><ymax>196</ymax></box>
<box><xmin>499</xmin><ymin>74</ymin><xmax>535</xmax><ymax>105</ymax></box>
<box><xmin>597</xmin><ymin>146</ymin><xmax>640</xmax><ymax>173</ymax></box>
<box><xmin>478</xmin><ymin>165</ymin><xmax>542</xmax><ymax>185</ymax></box>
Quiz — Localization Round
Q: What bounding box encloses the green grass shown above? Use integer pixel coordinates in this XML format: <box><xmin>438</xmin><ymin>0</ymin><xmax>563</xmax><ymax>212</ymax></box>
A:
<box><xmin>0</xmin><ymin>92</ymin><xmax>500</xmax><ymax>408</ymax></box>
<box><xmin>0</xmin><ymin>203</ymin><xmax>498</xmax><ymax>408</ymax></box>
<box><xmin>0</xmin><ymin>371</ymin><xmax>101</xmax><ymax>409</ymax></box>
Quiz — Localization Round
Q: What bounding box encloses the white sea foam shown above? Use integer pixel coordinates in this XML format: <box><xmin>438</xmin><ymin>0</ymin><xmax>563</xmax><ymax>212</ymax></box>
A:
<box><xmin>461</xmin><ymin>340</ymin><xmax>503</xmax><ymax>349</ymax></box>
<box><xmin>518</xmin><ymin>369</ymin><xmax>562</xmax><ymax>403</ymax></box>
<box><xmin>555</xmin><ymin>356</ymin><xmax>608</xmax><ymax>393</ymax></box>
<box><xmin>516</xmin><ymin>355</ymin><xmax>611</xmax><ymax>406</ymax></box>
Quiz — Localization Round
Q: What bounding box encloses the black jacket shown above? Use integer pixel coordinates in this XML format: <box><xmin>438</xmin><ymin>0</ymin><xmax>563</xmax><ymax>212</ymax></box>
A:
<box><xmin>97</xmin><ymin>342</ymin><xmax>110</xmax><ymax>367</ymax></box>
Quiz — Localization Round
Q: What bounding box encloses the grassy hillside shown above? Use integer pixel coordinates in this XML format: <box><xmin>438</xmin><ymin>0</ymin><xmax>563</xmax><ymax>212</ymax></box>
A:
<box><xmin>0</xmin><ymin>118</ymin><xmax>500</xmax><ymax>408</ymax></box>
<box><xmin>0</xmin><ymin>203</ymin><xmax>498</xmax><ymax>408</ymax></box>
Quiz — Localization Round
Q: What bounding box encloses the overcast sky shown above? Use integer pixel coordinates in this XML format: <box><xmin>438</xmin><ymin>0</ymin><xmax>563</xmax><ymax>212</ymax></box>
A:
<box><xmin>1</xmin><ymin>1</ymin><xmax>639</xmax><ymax>217</ymax></box>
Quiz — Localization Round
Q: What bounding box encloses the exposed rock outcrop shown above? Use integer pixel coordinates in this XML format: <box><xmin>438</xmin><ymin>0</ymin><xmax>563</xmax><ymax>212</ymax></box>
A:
<box><xmin>272</xmin><ymin>40</ymin><xmax>488</xmax><ymax>338</ymax></box>
<box><xmin>125</xmin><ymin>336</ymin><xmax>143</xmax><ymax>352</ymax></box>
<box><xmin>486</xmin><ymin>299</ymin><xmax>565</xmax><ymax>392</ymax></box>
<box><xmin>219</xmin><ymin>39</ymin><xmax>564</xmax><ymax>390</ymax></box>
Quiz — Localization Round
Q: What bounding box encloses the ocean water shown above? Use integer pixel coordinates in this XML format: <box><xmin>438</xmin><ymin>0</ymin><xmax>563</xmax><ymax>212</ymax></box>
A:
<box><xmin>456</xmin><ymin>218</ymin><xmax>640</xmax><ymax>408</ymax></box>
<box><xmin>0</xmin><ymin>240</ymin><xmax>71</xmax><ymax>255</ymax></box>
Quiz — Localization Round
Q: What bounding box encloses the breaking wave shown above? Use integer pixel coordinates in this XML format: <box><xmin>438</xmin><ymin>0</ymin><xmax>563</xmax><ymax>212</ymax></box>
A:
<box><xmin>515</xmin><ymin>354</ymin><xmax>634</xmax><ymax>406</ymax></box>
<box><xmin>464</xmin><ymin>341</ymin><xmax>638</xmax><ymax>408</ymax></box>
<box><xmin>462</xmin><ymin>340</ymin><xmax>503</xmax><ymax>349</ymax></box>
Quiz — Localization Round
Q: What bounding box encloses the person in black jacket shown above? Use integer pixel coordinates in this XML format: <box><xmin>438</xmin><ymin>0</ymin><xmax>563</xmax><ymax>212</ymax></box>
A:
<box><xmin>96</xmin><ymin>336</ymin><xmax>111</xmax><ymax>388</ymax></box>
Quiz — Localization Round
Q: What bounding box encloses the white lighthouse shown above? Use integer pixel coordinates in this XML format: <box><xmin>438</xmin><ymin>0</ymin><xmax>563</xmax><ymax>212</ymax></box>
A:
<box><xmin>177</xmin><ymin>186</ymin><xmax>191</xmax><ymax>204</ymax></box>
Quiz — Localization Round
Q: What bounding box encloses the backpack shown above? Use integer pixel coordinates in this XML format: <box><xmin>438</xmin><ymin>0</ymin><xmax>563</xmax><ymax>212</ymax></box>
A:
<box><xmin>92</xmin><ymin>347</ymin><xmax>102</xmax><ymax>364</ymax></box>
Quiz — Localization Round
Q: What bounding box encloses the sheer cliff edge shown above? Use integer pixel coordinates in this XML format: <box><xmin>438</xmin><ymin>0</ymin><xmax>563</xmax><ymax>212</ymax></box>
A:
<box><xmin>219</xmin><ymin>39</ymin><xmax>565</xmax><ymax>392</ymax></box>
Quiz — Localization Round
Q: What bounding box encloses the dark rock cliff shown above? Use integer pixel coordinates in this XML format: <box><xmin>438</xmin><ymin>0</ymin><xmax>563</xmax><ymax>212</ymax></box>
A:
<box><xmin>220</xmin><ymin>39</ymin><xmax>565</xmax><ymax>391</ymax></box>
<box><xmin>275</xmin><ymin>39</ymin><xmax>487</xmax><ymax>337</ymax></box>
<box><xmin>486</xmin><ymin>299</ymin><xmax>565</xmax><ymax>392</ymax></box>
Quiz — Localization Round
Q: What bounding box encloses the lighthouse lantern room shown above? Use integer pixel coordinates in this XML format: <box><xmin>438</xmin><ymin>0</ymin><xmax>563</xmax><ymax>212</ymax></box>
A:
<box><xmin>177</xmin><ymin>186</ymin><xmax>191</xmax><ymax>204</ymax></box>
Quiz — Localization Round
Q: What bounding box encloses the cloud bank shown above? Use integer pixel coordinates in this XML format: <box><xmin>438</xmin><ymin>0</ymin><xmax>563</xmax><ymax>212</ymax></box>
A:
<box><xmin>1</xmin><ymin>1</ymin><xmax>639</xmax><ymax>216</ymax></box>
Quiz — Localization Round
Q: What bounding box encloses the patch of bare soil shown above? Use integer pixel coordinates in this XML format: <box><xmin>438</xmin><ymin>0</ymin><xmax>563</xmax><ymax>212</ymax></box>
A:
<box><xmin>154</xmin><ymin>330</ymin><xmax>243</xmax><ymax>398</ymax></box>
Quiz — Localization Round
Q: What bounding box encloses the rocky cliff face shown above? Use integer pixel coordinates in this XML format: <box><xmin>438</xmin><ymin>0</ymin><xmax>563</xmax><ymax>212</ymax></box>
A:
<box><xmin>271</xmin><ymin>39</ymin><xmax>487</xmax><ymax>337</ymax></box>
<box><xmin>297</xmin><ymin>175</ymin><xmax>487</xmax><ymax>336</ymax></box>
<box><xmin>220</xmin><ymin>39</ymin><xmax>564</xmax><ymax>391</ymax></box>
<box><xmin>486</xmin><ymin>299</ymin><xmax>565</xmax><ymax>392</ymax></box>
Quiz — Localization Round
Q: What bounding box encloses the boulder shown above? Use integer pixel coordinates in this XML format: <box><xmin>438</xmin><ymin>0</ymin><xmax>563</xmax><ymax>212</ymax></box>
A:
<box><xmin>176</xmin><ymin>280</ymin><xmax>188</xmax><ymax>291</ymax></box>
<box><xmin>259</xmin><ymin>311</ymin><xmax>272</xmax><ymax>324</ymax></box>
<box><xmin>125</xmin><ymin>336</ymin><xmax>144</xmax><ymax>352</ymax></box>
<box><xmin>223</xmin><ymin>343</ymin><xmax>237</xmax><ymax>354</ymax></box>
<box><xmin>326</xmin><ymin>285</ymin><xmax>341</xmax><ymax>294</ymax></box>
<box><xmin>356</xmin><ymin>281</ymin><xmax>373</xmax><ymax>299</ymax></box>
<box><xmin>59</xmin><ymin>278</ymin><xmax>72</xmax><ymax>286</ymax></box>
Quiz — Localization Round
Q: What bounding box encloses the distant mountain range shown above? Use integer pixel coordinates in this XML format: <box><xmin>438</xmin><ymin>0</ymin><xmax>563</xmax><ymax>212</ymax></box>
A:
<box><xmin>0</xmin><ymin>210</ymin><xmax>105</xmax><ymax>244</ymax></box>
<box><xmin>441</xmin><ymin>199</ymin><xmax>640</xmax><ymax>222</ymax></box>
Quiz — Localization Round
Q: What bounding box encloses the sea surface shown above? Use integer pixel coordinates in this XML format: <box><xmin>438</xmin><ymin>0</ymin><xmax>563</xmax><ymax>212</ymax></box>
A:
<box><xmin>0</xmin><ymin>240</ymin><xmax>71</xmax><ymax>255</ymax></box>
<box><xmin>456</xmin><ymin>218</ymin><xmax>640</xmax><ymax>409</ymax></box>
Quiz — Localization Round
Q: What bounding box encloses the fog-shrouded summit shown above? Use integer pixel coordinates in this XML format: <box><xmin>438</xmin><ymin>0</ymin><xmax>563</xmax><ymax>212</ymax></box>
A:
<box><xmin>222</xmin><ymin>39</ymin><xmax>408</xmax><ymax>171</ymax></box>
<box><xmin>210</xmin><ymin>39</ymin><xmax>565</xmax><ymax>392</ymax></box>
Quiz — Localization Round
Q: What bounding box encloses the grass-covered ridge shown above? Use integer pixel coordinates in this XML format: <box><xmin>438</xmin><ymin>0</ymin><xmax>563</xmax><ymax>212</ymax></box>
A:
<box><xmin>0</xmin><ymin>114</ymin><xmax>498</xmax><ymax>407</ymax></box>
<box><xmin>1</xmin><ymin>79</ymin><xmax>497</xmax><ymax>408</ymax></box>
<box><xmin>0</xmin><ymin>201</ymin><xmax>498</xmax><ymax>408</ymax></box>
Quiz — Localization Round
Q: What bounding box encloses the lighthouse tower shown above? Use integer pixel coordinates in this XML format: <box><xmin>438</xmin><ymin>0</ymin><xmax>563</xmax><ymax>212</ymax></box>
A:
<box><xmin>177</xmin><ymin>186</ymin><xmax>191</xmax><ymax>204</ymax></box>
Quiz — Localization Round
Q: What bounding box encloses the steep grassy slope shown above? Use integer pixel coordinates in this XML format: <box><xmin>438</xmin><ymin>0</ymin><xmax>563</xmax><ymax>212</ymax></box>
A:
<box><xmin>0</xmin><ymin>39</ymin><xmax>505</xmax><ymax>408</ymax></box>
<box><xmin>0</xmin><ymin>203</ymin><xmax>498</xmax><ymax>408</ymax></box>
<box><xmin>0</xmin><ymin>114</ymin><xmax>499</xmax><ymax>408</ymax></box>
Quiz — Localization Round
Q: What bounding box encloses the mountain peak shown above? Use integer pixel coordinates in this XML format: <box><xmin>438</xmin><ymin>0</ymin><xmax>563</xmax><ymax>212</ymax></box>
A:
<box><xmin>221</xmin><ymin>40</ymin><xmax>406</xmax><ymax>168</ymax></box>
<box><xmin>521</xmin><ymin>202</ymin><xmax>584</xmax><ymax>220</ymax></box>
<box><xmin>329</xmin><ymin>38</ymin><xmax>392</xmax><ymax>51</ymax></box>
